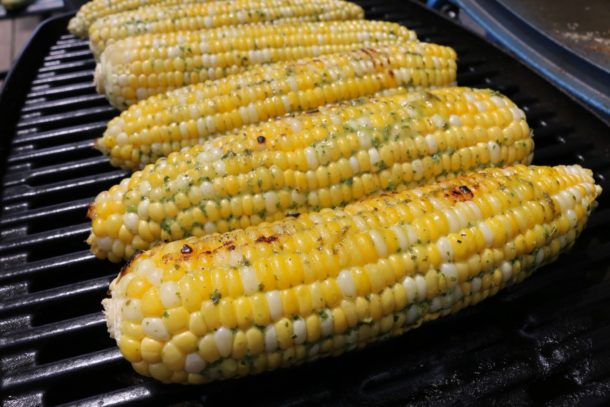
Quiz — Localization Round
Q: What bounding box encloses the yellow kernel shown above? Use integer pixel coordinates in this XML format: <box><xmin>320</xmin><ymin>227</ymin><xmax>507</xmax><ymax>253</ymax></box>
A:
<box><xmin>306</xmin><ymin>314</ymin><xmax>321</xmax><ymax>342</ymax></box>
<box><xmin>149</xmin><ymin>362</ymin><xmax>172</xmax><ymax>382</ymax></box>
<box><xmin>172</xmin><ymin>331</ymin><xmax>198</xmax><ymax>353</ymax></box>
<box><xmin>120</xmin><ymin>320</ymin><xmax>145</xmax><ymax>341</ymax></box>
<box><xmin>132</xmin><ymin>361</ymin><xmax>149</xmax><ymax>377</ymax></box>
<box><xmin>232</xmin><ymin>331</ymin><xmax>248</xmax><ymax>359</ymax></box>
<box><xmin>332</xmin><ymin>308</ymin><xmax>347</xmax><ymax>334</ymax></box>
<box><xmin>220</xmin><ymin>359</ymin><xmax>238</xmax><ymax>378</ymax></box>
<box><xmin>246</xmin><ymin>327</ymin><xmax>264</xmax><ymax>355</ymax></box>
<box><xmin>141</xmin><ymin>288</ymin><xmax>164</xmax><ymax>317</ymax></box>
<box><xmin>198</xmin><ymin>334</ymin><xmax>221</xmax><ymax>363</ymax></box>
<box><xmin>118</xmin><ymin>336</ymin><xmax>142</xmax><ymax>363</ymax></box>
<box><xmin>218</xmin><ymin>298</ymin><xmax>238</xmax><ymax>328</ymax></box>
<box><xmin>163</xmin><ymin>307</ymin><xmax>189</xmax><ymax>334</ymax></box>
<box><xmin>141</xmin><ymin>337</ymin><xmax>163</xmax><ymax>363</ymax></box>
<box><xmin>201</xmin><ymin>301</ymin><xmax>220</xmax><ymax>330</ymax></box>
<box><xmin>161</xmin><ymin>342</ymin><xmax>185</xmax><ymax>371</ymax></box>
<box><xmin>275</xmin><ymin>318</ymin><xmax>293</xmax><ymax>350</ymax></box>
<box><xmin>188</xmin><ymin>311</ymin><xmax>208</xmax><ymax>337</ymax></box>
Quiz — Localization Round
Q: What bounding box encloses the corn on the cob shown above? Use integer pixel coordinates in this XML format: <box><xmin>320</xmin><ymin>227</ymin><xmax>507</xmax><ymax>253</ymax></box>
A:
<box><xmin>103</xmin><ymin>164</ymin><xmax>601</xmax><ymax>384</ymax></box>
<box><xmin>98</xmin><ymin>43</ymin><xmax>458</xmax><ymax>168</ymax></box>
<box><xmin>88</xmin><ymin>87</ymin><xmax>534</xmax><ymax>262</ymax></box>
<box><xmin>94</xmin><ymin>21</ymin><xmax>418</xmax><ymax>108</ymax></box>
<box><xmin>68</xmin><ymin>0</ymin><xmax>219</xmax><ymax>38</ymax></box>
<box><xmin>89</xmin><ymin>0</ymin><xmax>364</xmax><ymax>57</ymax></box>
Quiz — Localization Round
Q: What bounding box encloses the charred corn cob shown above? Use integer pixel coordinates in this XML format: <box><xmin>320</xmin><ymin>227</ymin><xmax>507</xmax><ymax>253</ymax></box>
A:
<box><xmin>103</xmin><ymin>164</ymin><xmax>601</xmax><ymax>384</ymax></box>
<box><xmin>99</xmin><ymin>43</ymin><xmax>458</xmax><ymax>168</ymax></box>
<box><xmin>89</xmin><ymin>0</ymin><xmax>364</xmax><ymax>57</ymax></box>
<box><xmin>68</xmin><ymin>0</ymin><xmax>218</xmax><ymax>38</ymax></box>
<box><xmin>88</xmin><ymin>87</ymin><xmax>535</xmax><ymax>262</ymax></box>
<box><xmin>94</xmin><ymin>21</ymin><xmax>417</xmax><ymax>107</ymax></box>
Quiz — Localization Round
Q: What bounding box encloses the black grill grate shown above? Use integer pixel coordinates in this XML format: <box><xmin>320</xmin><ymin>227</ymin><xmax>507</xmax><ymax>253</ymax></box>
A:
<box><xmin>2</xmin><ymin>2</ymin><xmax>610</xmax><ymax>406</ymax></box>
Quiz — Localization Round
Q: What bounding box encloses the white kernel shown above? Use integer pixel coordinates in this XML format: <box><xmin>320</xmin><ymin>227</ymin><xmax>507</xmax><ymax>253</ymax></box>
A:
<box><xmin>431</xmin><ymin>114</ymin><xmax>445</xmax><ymax>128</ymax></box>
<box><xmin>449</xmin><ymin>114</ymin><xmax>462</xmax><ymax>127</ymax></box>
<box><xmin>349</xmin><ymin>156</ymin><xmax>360</xmax><ymax>173</ymax></box>
<box><xmin>415</xmin><ymin>275</ymin><xmax>427</xmax><ymax>302</ymax></box>
<box><xmin>430</xmin><ymin>297</ymin><xmax>442</xmax><ymax>312</ymax></box>
<box><xmin>320</xmin><ymin>311</ymin><xmax>333</xmax><ymax>337</ymax></box>
<box><xmin>167</xmin><ymin>46</ymin><xmax>179</xmax><ymax>59</ymax></box>
<box><xmin>500</xmin><ymin>261</ymin><xmax>512</xmax><ymax>282</ymax></box>
<box><xmin>511</xmin><ymin>107</ymin><xmax>525</xmax><ymax>121</ymax></box>
<box><xmin>185</xmin><ymin>353</ymin><xmax>206</xmax><ymax>373</ymax></box>
<box><xmin>358</xmin><ymin>116</ymin><xmax>372</xmax><ymax>128</ymax></box>
<box><xmin>205</xmin><ymin>116</ymin><xmax>216</xmax><ymax>133</ymax></box>
<box><xmin>444</xmin><ymin>208</ymin><xmax>460</xmax><ymax>232</ymax></box>
<box><xmin>304</xmin><ymin>147</ymin><xmax>319</xmax><ymax>169</ymax></box>
<box><xmin>239</xmin><ymin>266</ymin><xmax>260</xmax><ymax>295</ymax></box>
<box><xmin>293</xmin><ymin>319</ymin><xmax>306</xmax><ymax>344</ymax></box>
<box><xmin>437</xmin><ymin>237</ymin><xmax>454</xmax><ymax>262</ymax></box>
<box><xmin>142</xmin><ymin>317</ymin><xmax>169</xmax><ymax>341</ymax></box>
<box><xmin>199</xmin><ymin>181</ymin><xmax>215</xmax><ymax>199</ymax></box>
<box><xmin>122</xmin><ymin>298</ymin><xmax>142</xmax><ymax>322</ymax></box>
<box><xmin>566</xmin><ymin>209</ymin><xmax>578</xmax><ymax>227</ymax></box>
<box><xmin>264</xmin><ymin>191</ymin><xmax>279</xmax><ymax>213</ymax></box>
<box><xmin>287</xmin><ymin>118</ymin><xmax>302</xmax><ymax>133</ymax></box>
<box><xmin>490</xmin><ymin>95</ymin><xmax>507</xmax><ymax>108</ymax></box>
<box><xmin>471</xmin><ymin>277</ymin><xmax>482</xmax><ymax>293</ymax></box>
<box><xmin>405</xmin><ymin>305</ymin><xmax>420</xmax><ymax>324</ymax></box>
<box><xmin>204</xmin><ymin>222</ymin><xmax>216</xmax><ymax>234</ymax></box>
<box><xmin>404</xmin><ymin>224</ymin><xmax>418</xmax><ymax>246</ymax></box>
<box><xmin>475</xmin><ymin>101</ymin><xmax>487</xmax><ymax>112</ymax></box>
<box><xmin>369</xmin><ymin>230</ymin><xmax>388</xmax><ymax>258</ymax></box>
<box><xmin>488</xmin><ymin>141</ymin><xmax>501</xmax><ymax>163</ymax></box>
<box><xmin>412</xmin><ymin>159</ymin><xmax>423</xmax><ymax>179</ymax></box>
<box><xmin>214</xmin><ymin>327</ymin><xmax>233</xmax><ymax>357</ymax></box>
<box><xmin>213</xmin><ymin>160</ymin><xmax>226</xmax><ymax>176</ymax></box>
<box><xmin>123</xmin><ymin>213</ymin><xmax>139</xmax><ymax>233</ymax></box>
<box><xmin>479</xmin><ymin>222</ymin><xmax>494</xmax><ymax>247</ymax></box>
<box><xmin>337</xmin><ymin>270</ymin><xmax>356</xmax><ymax>298</ymax></box>
<box><xmin>425</xmin><ymin>134</ymin><xmax>438</xmax><ymax>154</ymax></box>
<box><xmin>402</xmin><ymin>276</ymin><xmax>416</xmax><ymax>304</ymax></box>
<box><xmin>440</xmin><ymin>263</ymin><xmax>458</xmax><ymax>288</ymax></box>
<box><xmin>368</xmin><ymin>147</ymin><xmax>380</xmax><ymax>167</ymax></box>
<box><xmin>351</xmin><ymin>215</ymin><xmax>368</xmax><ymax>231</ymax></box>
<box><xmin>116</xmin><ymin>132</ymin><xmax>128</xmax><ymax>146</ymax></box>
<box><xmin>159</xmin><ymin>282</ymin><xmax>181</xmax><ymax>308</ymax></box>
<box><xmin>390</xmin><ymin>225</ymin><xmax>408</xmax><ymax>251</ymax></box>
<box><xmin>264</xmin><ymin>325</ymin><xmax>278</xmax><ymax>351</ymax></box>
<box><xmin>357</xmin><ymin>131</ymin><xmax>372</xmax><ymax>149</ymax></box>
<box><xmin>265</xmin><ymin>291</ymin><xmax>283</xmax><ymax>321</ymax></box>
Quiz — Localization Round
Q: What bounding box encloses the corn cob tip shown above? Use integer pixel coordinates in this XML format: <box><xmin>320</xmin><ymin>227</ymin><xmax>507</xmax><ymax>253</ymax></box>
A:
<box><xmin>68</xmin><ymin>16</ymin><xmax>86</xmax><ymax>38</ymax></box>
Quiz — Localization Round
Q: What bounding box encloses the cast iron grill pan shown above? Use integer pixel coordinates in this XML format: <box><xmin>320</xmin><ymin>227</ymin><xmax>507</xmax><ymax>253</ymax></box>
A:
<box><xmin>1</xmin><ymin>1</ymin><xmax>610</xmax><ymax>405</ymax></box>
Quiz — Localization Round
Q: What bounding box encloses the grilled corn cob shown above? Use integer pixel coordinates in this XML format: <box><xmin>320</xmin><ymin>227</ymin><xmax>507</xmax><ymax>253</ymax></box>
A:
<box><xmin>94</xmin><ymin>21</ymin><xmax>417</xmax><ymax>107</ymax></box>
<box><xmin>88</xmin><ymin>87</ymin><xmax>534</xmax><ymax>262</ymax></box>
<box><xmin>98</xmin><ymin>43</ymin><xmax>458</xmax><ymax>168</ymax></box>
<box><xmin>103</xmin><ymin>164</ymin><xmax>601</xmax><ymax>384</ymax></box>
<box><xmin>68</xmin><ymin>0</ymin><xmax>217</xmax><ymax>38</ymax></box>
<box><xmin>89</xmin><ymin>0</ymin><xmax>364</xmax><ymax>57</ymax></box>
